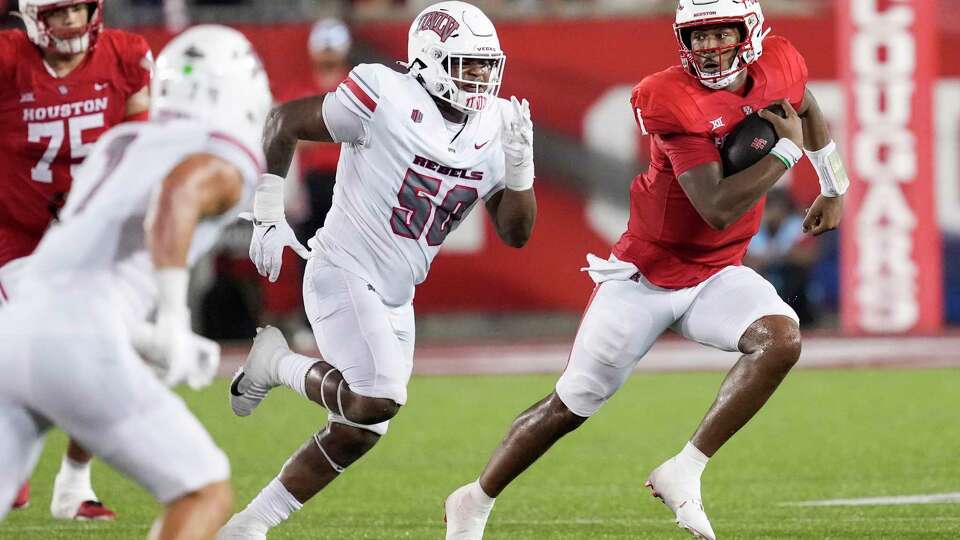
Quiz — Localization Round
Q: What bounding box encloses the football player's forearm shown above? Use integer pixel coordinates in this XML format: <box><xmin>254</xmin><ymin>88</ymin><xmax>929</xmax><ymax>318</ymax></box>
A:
<box><xmin>495</xmin><ymin>188</ymin><xmax>536</xmax><ymax>248</ymax></box>
<box><xmin>799</xmin><ymin>91</ymin><xmax>831</xmax><ymax>152</ymax></box>
<box><xmin>262</xmin><ymin>106</ymin><xmax>301</xmax><ymax>177</ymax></box>
<box><xmin>149</xmin><ymin>185</ymin><xmax>200</xmax><ymax>268</ymax></box>
<box><xmin>262</xmin><ymin>96</ymin><xmax>334</xmax><ymax>177</ymax></box>
<box><xmin>713</xmin><ymin>156</ymin><xmax>788</xmax><ymax>226</ymax></box>
<box><xmin>149</xmin><ymin>156</ymin><xmax>243</xmax><ymax>267</ymax></box>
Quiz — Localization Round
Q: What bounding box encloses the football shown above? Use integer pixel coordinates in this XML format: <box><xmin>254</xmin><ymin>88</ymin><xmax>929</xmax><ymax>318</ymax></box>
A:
<box><xmin>720</xmin><ymin>105</ymin><xmax>786</xmax><ymax>175</ymax></box>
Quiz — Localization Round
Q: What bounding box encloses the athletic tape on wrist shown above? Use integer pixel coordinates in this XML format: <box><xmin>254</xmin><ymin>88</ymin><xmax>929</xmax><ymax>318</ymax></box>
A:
<box><xmin>505</xmin><ymin>162</ymin><xmax>535</xmax><ymax>191</ymax></box>
<box><xmin>770</xmin><ymin>138</ymin><xmax>803</xmax><ymax>170</ymax></box>
<box><xmin>156</xmin><ymin>267</ymin><xmax>188</xmax><ymax>313</ymax></box>
<box><xmin>253</xmin><ymin>174</ymin><xmax>286</xmax><ymax>222</ymax></box>
<box><xmin>804</xmin><ymin>140</ymin><xmax>849</xmax><ymax>197</ymax></box>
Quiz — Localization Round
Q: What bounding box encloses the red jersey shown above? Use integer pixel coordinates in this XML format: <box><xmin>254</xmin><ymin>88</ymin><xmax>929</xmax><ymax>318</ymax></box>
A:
<box><xmin>0</xmin><ymin>29</ymin><xmax>151</xmax><ymax>267</ymax></box>
<box><xmin>613</xmin><ymin>36</ymin><xmax>808</xmax><ymax>289</ymax></box>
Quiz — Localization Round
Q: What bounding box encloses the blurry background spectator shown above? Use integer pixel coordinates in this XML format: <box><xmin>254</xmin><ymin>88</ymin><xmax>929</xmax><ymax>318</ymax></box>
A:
<box><xmin>743</xmin><ymin>189</ymin><xmax>821</xmax><ymax>327</ymax></box>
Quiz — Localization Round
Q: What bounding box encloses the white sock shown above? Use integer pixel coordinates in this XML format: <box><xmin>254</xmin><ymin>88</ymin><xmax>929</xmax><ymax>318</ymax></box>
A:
<box><xmin>468</xmin><ymin>481</ymin><xmax>495</xmax><ymax>510</ymax></box>
<box><xmin>239</xmin><ymin>477</ymin><xmax>302</xmax><ymax>529</ymax></box>
<box><xmin>56</xmin><ymin>456</ymin><xmax>92</xmax><ymax>492</ymax></box>
<box><xmin>676</xmin><ymin>442</ymin><xmax>709</xmax><ymax>478</ymax></box>
<box><xmin>277</xmin><ymin>353</ymin><xmax>317</xmax><ymax>400</ymax></box>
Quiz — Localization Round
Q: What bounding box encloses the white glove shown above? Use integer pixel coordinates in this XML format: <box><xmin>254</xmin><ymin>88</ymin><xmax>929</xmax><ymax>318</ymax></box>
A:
<box><xmin>133</xmin><ymin>268</ymin><xmax>198</xmax><ymax>387</ymax></box>
<box><xmin>241</xmin><ymin>174</ymin><xmax>311</xmax><ymax>283</ymax></box>
<box><xmin>500</xmin><ymin>96</ymin><xmax>535</xmax><ymax>191</ymax></box>
<box><xmin>132</xmin><ymin>321</ymin><xmax>221</xmax><ymax>390</ymax></box>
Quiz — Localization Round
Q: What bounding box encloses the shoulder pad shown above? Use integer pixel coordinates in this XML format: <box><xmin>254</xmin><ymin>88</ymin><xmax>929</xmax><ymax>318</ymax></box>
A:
<box><xmin>757</xmin><ymin>36</ymin><xmax>808</xmax><ymax>95</ymax></box>
<box><xmin>632</xmin><ymin>67</ymin><xmax>704</xmax><ymax>136</ymax></box>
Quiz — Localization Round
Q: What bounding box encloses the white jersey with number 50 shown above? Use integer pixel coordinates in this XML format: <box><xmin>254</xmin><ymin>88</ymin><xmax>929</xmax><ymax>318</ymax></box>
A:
<box><xmin>316</xmin><ymin>63</ymin><xmax>508</xmax><ymax>307</ymax></box>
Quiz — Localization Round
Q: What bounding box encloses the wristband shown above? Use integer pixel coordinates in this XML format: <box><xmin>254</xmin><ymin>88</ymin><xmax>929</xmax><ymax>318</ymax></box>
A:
<box><xmin>505</xmin><ymin>162</ymin><xmax>535</xmax><ymax>191</ymax></box>
<box><xmin>804</xmin><ymin>140</ymin><xmax>849</xmax><ymax>197</ymax></box>
<box><xmin>253</xmin><ymin>173</ymin><xmax>286</xmax><ymax>222</ymax></box>
<box><xmin>157</xmin><ymin>267</ymin><xmax>189</xmax><ymax>313</ymax></box>
<box><xmin>768</xmin><ymin>138</ymin><xmax>803</xmax><ymax>170</ymax></box>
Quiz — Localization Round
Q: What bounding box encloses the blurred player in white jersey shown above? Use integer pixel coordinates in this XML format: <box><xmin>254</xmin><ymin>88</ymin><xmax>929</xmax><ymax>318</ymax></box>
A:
<box><xmin>0</xmin><ymin>25</ymin><xmax>272</xmax><ymax>539</ymax></box>
<box><xmin>218</xmin><ymin>2</ymin><xmax>537</xmax><ymax>537</ymax></box>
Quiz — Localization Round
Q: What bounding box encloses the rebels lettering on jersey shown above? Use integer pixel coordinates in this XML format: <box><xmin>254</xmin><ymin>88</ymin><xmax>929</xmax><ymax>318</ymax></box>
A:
<box><xmin>412</xmin><ymin>155</ymin><xmax>484</xmax><ymax>180</ymax></box>
<box><xmin>616</xmin><ymin>36</ymin><xmax>808</xmax><ymax>289</ymax></box>
<box><xmin>318</xmin><ymin>63</ymin><xmax>507</xmax><ymax>307</ymax></box>
<box><xmin>0</xmin><ymin>29</ymin><xmax>152</xmax><ymax>267</ymax></box>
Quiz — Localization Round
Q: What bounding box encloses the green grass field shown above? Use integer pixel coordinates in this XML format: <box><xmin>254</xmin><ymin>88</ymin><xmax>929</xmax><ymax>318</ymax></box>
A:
<box><xmin>3</xmin><ymin>368</ymin><xmax>959</xmax><ymax>539</ymax></box>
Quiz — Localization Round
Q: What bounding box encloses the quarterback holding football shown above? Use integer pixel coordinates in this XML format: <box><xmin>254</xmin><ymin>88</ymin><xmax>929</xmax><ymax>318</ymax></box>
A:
<box><xmin>444</xmin><ymin>1</ymin><xmax>847</xmax><ymax>539</ymax></box>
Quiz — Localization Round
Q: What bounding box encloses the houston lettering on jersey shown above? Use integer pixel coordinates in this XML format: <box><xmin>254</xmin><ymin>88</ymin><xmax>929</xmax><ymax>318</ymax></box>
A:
<box><xmin>22</xmin><ymin>97</ymin><xmax>109</xmax><ymax>122</ymax></box>
<box><xmin>413</xmin><ymin>154</ymin><xmax>484</xmax><ymax>180</ymax></box>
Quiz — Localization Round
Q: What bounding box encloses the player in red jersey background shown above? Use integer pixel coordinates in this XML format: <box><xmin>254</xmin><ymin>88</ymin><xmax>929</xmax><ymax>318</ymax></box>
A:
<box><xmin>445</xmin><ymin>1</ymin><xmax>848</xmax><ymax>539</ymax></box>
<box><xmin>0</xmin><ymin>0</ymin><xmax>151</xmax><ymax>520</ymax></box>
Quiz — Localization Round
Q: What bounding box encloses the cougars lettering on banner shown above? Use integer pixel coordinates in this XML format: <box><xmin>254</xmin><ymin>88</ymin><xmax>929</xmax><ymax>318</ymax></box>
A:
<box><xmin>839</xmin><ymin>0</ymin><xmax>942</xmax><ymax>334</ymax></box>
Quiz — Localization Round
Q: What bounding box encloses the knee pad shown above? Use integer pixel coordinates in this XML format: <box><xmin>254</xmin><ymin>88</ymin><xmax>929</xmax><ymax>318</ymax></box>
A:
<box><xmin>555</xmin><ymin>371</ymin><xmax>610</xmax><ymax>418</ymax></box>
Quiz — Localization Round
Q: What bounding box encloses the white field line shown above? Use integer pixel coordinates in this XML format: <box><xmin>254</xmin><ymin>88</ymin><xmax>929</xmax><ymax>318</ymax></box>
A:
<box><xmin>780</xmin><ymin>492</ymin><xmax>960</xmax><ymax>507</ymax></box>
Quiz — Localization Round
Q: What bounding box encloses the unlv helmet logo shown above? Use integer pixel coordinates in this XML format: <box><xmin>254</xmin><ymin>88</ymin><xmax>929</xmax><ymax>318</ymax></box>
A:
<box><xmin>417</xmin><ymin>11</ymin><xmax>460</xmax><ymax>43</ymax></box>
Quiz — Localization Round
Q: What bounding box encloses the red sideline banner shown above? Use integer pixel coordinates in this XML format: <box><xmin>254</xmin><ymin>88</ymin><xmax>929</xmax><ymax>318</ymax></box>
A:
<box><xmin>839</xmin><ymin>0</ymin><xmax>943</xmax><ymax>334</ymax></box>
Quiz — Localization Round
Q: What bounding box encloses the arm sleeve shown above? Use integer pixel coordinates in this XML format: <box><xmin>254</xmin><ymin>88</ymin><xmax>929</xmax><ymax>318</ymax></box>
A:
<box><xmin>321</xmin><ymin>92</ymin><xmax>366</xmax><ymax>144</ymax></box>
<box><xmin>657</xmin><ymin>133</ymin><xmax>721</xmax><ymax>177</ymax></box>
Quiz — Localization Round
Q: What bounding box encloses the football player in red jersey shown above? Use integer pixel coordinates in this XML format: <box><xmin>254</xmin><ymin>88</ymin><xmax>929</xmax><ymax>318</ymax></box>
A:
<box><xmin>0</xmin><ymin>0</ymin><xmax>151</xmax><ymax>521</ymax></box>
<box><xmin>445</xmin><ymin>1</ymin><xmax>848</xmax><ymax>539</ymax></box>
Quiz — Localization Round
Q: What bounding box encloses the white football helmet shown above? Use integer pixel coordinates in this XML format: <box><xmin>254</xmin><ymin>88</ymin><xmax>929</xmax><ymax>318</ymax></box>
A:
<box><xmin>405</xmin><ymin>1</ymin><xmax>505</xmax><ymax>114</ymax></box>
<box><xmin>674</xmin><ymin>0</ymin><xmax>770</xmax><ymax>90</ymax></box>
<box><xmin>150</xmin><ymin>25</ymin><xmax>273</xmax><ymax>155</ymax></box>
<box><xmin>18</xmin><ymin>0</ymin><xmax>104</xmax><ymax>54</ymax></box>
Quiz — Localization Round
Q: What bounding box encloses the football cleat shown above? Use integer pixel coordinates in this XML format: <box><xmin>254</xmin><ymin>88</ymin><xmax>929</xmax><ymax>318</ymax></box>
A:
<box><xmin>11</xmin><ymin>482</ymin><xmax>30</xmax><ymax>510</ymax></box>
<box><xmin>74</xmin><ymin>501</ymin><xmax>117</xmax><ymax>520</ymax></box>
<box><xmin>51</xmin><ymin>470</ymin><xmax>116</xmax><ymax>520</ymax></box>
<box><xmin>230</xmin><ymin>326</ymin><xmax>289</xmax><ymax>417</ymax></box>
<box><xmin>51</xmin><ymin>493</ymin><xmax>116</xmax><ymax>521</ymax></box>
<box><xmin>216</xmin><ymin>513</ymin><xmax>268</xmax><ymax>540</ymax></box>
<box><xmin>444</xmin><ymin>483</ymin><xmax>494</xmax><ymax>540</ymax></box>
<box><xmin>645</xmin><ymin>458</ymin><xmax>716</xmax><ymax>540</ymax></box>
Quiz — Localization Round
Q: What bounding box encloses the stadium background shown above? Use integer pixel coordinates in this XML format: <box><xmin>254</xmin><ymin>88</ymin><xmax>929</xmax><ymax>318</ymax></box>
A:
<box><xmin>4</xmin><ymin>0</ymin><xmax>958</xmax><ymax>338</ymax></box>
<box><xmin>1</xmin><ymin>1</ymin><xmax>958</xmax><ymax>539</ymax></box>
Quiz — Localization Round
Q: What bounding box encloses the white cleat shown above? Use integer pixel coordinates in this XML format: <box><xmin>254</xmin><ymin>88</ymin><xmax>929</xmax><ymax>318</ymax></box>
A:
<box><xmin>229</xmin><ymin>326</ymin><xmax>289</xmax><ymax>417</ymax></box>
<box><xmin>444</xmin><ymin>483</ymin><xmax>494</xmax><ymax>540</ymax></box>
<box><xmin>645</xmin><ymin>458</ymin><xmax>716</xmax><ymax>540</ymax></box>
<box><xmin>216</xmin><ymin>513</ymin><xmax>268</xmax><ymax>540</ymax></box>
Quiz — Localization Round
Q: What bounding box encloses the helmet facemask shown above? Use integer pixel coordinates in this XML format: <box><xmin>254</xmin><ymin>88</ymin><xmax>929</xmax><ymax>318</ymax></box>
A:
<box><xmin>19</xmin><ymin>1</ymin><xmax>103</xmax><ymax>55</ymax></box>
<box><xmin>433</xmin><ymin>50</ymin><xmax>505</xmax><ymax>114</ymax></box>
<box><xmin>674</xmin><ymin>11</ymin><xmax>769</xmax><ymax>90</ymax></box>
